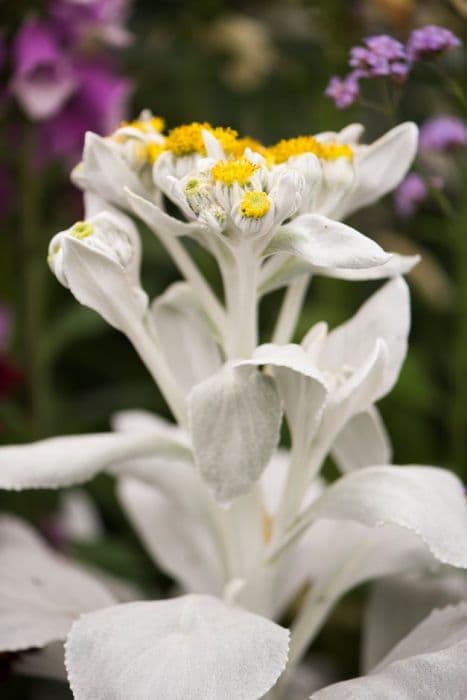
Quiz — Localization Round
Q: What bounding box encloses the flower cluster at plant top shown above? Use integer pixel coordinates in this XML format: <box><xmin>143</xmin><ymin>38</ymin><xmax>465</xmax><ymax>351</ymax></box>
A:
<box><xmin>325</xmin><ymin>25</ymin><xmax>461</xmax><ymax>109</ymax></box>
<box><xmin>2</xmin><ymin>0</ymin><xmax>132</xmax><ymax>165</ymax></box>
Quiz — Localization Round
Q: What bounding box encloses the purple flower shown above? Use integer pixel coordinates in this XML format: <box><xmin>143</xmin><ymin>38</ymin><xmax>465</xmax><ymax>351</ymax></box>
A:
<box><xmin>349</xmin><ymin>34</ymin><xmax>409</xmax><ymax>81</ymax></box>
<box><xmin>325</xmin><ymin>73</ymin><xmax>360</xmax><ymax>109</ymax></box>
<box><xmin>419</xmin><ymin>116</ymin><xmax>467</xmax><ymax>152</ymax></box>
<box><xmin>41</xmin><ymin>61</ymin><xmax>131</xmax><ymax>164</ymax></box>
<box><xmin>407</xmin><ymin>25</ymin><xmax>461</xmax><ymax>62</ymax></box>
<box><xmin>10</xmin><ymin>20</ymin><xmax>76</xmax><ymax>120</ymax></box>
<box><xmin>49</xmin><ymin>0</ymin><xmax>132</xmax><ymax>48</ymax></box>
<box><xmin>394</xmin><ymin>173</ymin><xmax>428</xmax><ymax>217</ymax></box>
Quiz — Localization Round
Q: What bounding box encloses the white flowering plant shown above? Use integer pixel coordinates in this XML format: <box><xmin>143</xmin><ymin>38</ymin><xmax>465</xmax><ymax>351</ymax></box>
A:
<box><xmin>1</xmin><ymin>113</ymin><xmax>467</xmax><ymax>699</ymax></box>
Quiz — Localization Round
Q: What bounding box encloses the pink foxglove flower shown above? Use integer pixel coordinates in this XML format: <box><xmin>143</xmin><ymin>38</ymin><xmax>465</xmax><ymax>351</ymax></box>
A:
<box><xmin>10</xmin><ymin>19</ymin><xmax>75</xmax><ymax>120</ymax></box>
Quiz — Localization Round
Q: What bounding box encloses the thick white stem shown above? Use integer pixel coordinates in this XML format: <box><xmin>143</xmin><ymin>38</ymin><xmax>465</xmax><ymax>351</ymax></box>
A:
<box><xmin>271</xmin><ymin>275</ymin><xmax>310</xmax><ymax>345</ymax></box>
<box><xmin>223</xmin><ymin>244</ymin><xmax>259</xmax><ymax>359</ymax></box>
<box><xmin>154</xmin><ymin>227</ymin><xmax>227</xmax><ymax>339</ymax></box>
<box><xmin>127</xmin><ymin>321</ymin><xmax>188</xmax><ymax>427</ymax></box>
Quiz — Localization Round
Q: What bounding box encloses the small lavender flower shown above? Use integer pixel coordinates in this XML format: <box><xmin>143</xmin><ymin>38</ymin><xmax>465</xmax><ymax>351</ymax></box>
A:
<box><xmin>419</xmin><ymin>116</ymin><xmax>467</xmax><ymax>152</ymax></box>
<box><xmin>349</xmin><ymin>35</ymin><xmax>409</xmax><ymax>81</ymax></box>
<box><xmin>10</xmin><ymin>20</ymin><xmax>75</xmax><ymax>120</ymax></box>
<box><xmin>407</xmin><ymin>25</ymin><xmax>461</xmax><ymax>62</ymax></box>
<box><xmin>325</xmin><ymin>73</ymin><xmax>360</xmax><ymax>109</ymax></box>
<box><xmin>394</xmin><ymin>173</ymin><xmax>428</xmax><ymax>218</ymax></box>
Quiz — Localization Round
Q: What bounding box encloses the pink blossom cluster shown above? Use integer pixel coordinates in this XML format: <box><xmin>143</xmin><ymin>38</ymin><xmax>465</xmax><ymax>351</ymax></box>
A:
<box><xmin>326</xmin><ymin>25</ymin><xmax>461</xmax><ymax>109</ymax></box>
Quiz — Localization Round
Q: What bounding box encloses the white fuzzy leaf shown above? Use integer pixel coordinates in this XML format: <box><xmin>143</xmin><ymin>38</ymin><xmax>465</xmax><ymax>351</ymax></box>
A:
<box><xmin>267</xmin><ymin>215</ymin><xmax>390</xmax><ymax>270</ymax></box>
<box><xmin>66</xmin><ymin>595</ymin><xmax>289</xmax><ymax>700</ymax></box>
<box><xmin>332</xmin><ymin>408</ymin><xmax>392</xmax><ymax>473</ymax></box>
<box><xmin>188</xmin><ymin>364</ymin><xmax>282</xmax><ymax>501</ymax></box>
<box><xmin>312</xmin><ymin>603</ymin><xmax>467</xmax><ymax>699</ymax></box>
<box><xmin>0</xmin><ymin>516</ymin><xmax>115</xmax><ymax>653</ymax></box>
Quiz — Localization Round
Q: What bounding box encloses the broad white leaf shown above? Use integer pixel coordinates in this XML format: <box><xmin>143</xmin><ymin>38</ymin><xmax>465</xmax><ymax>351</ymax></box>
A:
<box><xmin>267</xmin><ymin>214</ymin><xmax>390</xmax><ymax>270</ymax></box>
<box><xmin>66</xmin><ymin>595</ymin><xmax>290</xmax><ymax>700</ymax></box>
<box><xmin>311</xmin><ymin>603</ymin><xmax>467</xmax><ymax>699</ymax></box>
<box><xmin>332</xmin><ymin>408</ymin><xmax>392</xmax><ymax>473</ymax></box>
<box><xmin>280</xmin><ymin>466</ymin><xmax>467</xmax><ymax>593</ymax></box>
<box><xmin>0</xmin><ymin>430</ymin><xmax>189</xmax><ymax>490</ymax></box>
<box><xmin>363</xmin><ymin>570</ymin><xmax>467</xmax><ymax>672</ymax></box>
<box><xmin>118</xmin><ymin>474</ymin><xmax>225</xmax><ymax>594</ymax></box>
<box><xmin>335</xmin><ymin>122</ymin><xmax>418</xmax><ymax>220</ymax></box>
<box><xmin>312</xmin><ymin>276</ymin><xmax>410</xmax><ymax>399</ymax></box>
<box><xmin>188</xmin><ymin>364</ymin><xmax>282</xmax><ymax>501</ymax></box>
<box><xmin>72</xmin><ymin>132</ymin><xmax>146</xmax><ymax>209</ymax></box>
<box><xmin>244</xmin><ymin>343</ymin><xmax>328</xmax><ymax>449</ymax></box>
<box><xmin>151</xmin><ymin>282</ymin><xmax>223</xmax><ymax>396</ymax></box>
<box><xmin>0</xmin><ymin>516</ymin><xmax>115</xmax><ymax>653</ymax></box>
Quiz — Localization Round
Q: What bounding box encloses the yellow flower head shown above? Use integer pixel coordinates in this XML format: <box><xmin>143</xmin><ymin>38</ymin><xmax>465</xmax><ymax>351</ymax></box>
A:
<box><xmin>240</xmin><ymin>191</ymin><xmax>271</xmax><ymax>218</ymax></box>
<box><xmin>268</xmin><ymin>135</ymin><xmax>353</xmax><ymax>163</ymax></box>
<box><xmin>123</xmin><ymin>115</ymin><xmax>166</xmax><ymax>134</ymax></box>
<box><xmin>70</xmin><ymin>222</ymin><xmax>93</xmax><ymax>240</ymax></box>
<box><xmin>211</xmin><ymin>158</ymin><xmax>260</xmax><ymax>186</ymax></box>
<box><xmin>165</xmin><ymin>123</ymin><xmax>238</xmax><ymax>157</ymax></box>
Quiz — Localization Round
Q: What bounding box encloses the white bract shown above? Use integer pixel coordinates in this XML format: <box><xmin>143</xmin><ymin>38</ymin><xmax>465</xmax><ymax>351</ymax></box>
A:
<box><xmin>1</xmin><ymin>113</ymin><xmax>466</xmax><ymax>699</ymax></box>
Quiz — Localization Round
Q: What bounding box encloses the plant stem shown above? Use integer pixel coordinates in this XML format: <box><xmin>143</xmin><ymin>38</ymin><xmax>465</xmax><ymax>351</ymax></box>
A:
<box><xmin>223</xmin><ymin>243</ymin><xmax>259</xmax><ymax>359</ymax></box>
<box><xmin>272</xmin><ymin>275</ymin><xmax>310</xmax><ymax>345</ymax></box>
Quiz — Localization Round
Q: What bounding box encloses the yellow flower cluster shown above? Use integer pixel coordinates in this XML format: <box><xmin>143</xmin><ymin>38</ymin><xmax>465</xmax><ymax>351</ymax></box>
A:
<box><xmin>110</xmin><ymin>115</ymin><xmax>354</xmax><ymax>168</ymax></box>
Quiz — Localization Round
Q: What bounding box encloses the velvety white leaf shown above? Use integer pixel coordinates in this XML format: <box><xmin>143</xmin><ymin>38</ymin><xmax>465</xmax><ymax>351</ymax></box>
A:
<box><xmin>267</xmin><ymin>214</ymin><xmax>390</xmax><ymax>270</ymax></box>
<box><xmin>188</xmin><ymin>364</ymin><xmax>282</xmax><ymax>501</ymax></box>
<box><xmin>0</xmin><ymin>516</ymin><xmax>115</xmax><ymax>653</ymax></box>
<box><xmin>259</xmin><ymin>252</ymin><xmax>419</xmax><ymax>296</ymax></box>
<box><xmin>151</xmin><ymin>282</ymin><xmax>223</xmax><ymax>396</ymax></box>
<box><xmin>284</xmin><ymin>466</ymin><xmax>467</xmax><ymax>584</ymax></box>
<box><xmin>316</xmin><ymin>277</ymin><xmax>410</xmax><ymax>399</ymax></box>
<box><xmin>332</xmin><ymin>408</ymin><xmax>392</xmax><ymax>473</ymax></box>
<box><xmin>60</xmin><ymin>235</ymin><xmax>148</xmax><ymax>332</ymax></box>
<box><xmin>118</xmin><ymin>473</ymin><xmax>225</xmax><ymax>594</ymax></box>
<box><xmin>72</xmin><ymin>132</ymin><xmax>146</xmax><ymax>209</ymax></box>
<box><xmin>127</xmin><ymin>188</ymin><xmax>200</xmax><ymax>238</ymax></box>
<box><xmin>335</xmin><ymin>122</ymin><xmax>418</xmax><ymax>220</ymax></box>
<box><xmin>0</xmin><ymin>430</ymin><xmax>188</xmax><ymax>490</ymax></box>
<box><xmin>66</xmin><ymin>595</ymin><xmax>290</xmax><ymax>700</ymax></box>
<box><xmin>244</xmin><ymin>343</ymin><xmax>328</xmax><ymax>448</ymax></box>
<box><xmin>363</xmin><ymin>571</ymin><xmax>467</xmax><ymax>672</ymax></box>
<box><xmin>312</xmin><ymin>603</ymin><xmax>467</xmax><ymax>699</ymax></box>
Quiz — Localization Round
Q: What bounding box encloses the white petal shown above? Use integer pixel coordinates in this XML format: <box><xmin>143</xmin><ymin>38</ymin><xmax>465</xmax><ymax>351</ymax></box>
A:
<box><xmin>363</xmin><ymin>570</ymin><xmax>467</xmax><ymax>672</ymax></box>
<box><xmin>331</xmin><ymin>408</ymin><xmax>392</xmax><ymax>473</ymax></box>
<box><xmin>336</xmin><ymin>122</ymin><xmax>418</xmax><ymax>220</ymax></box>
<box><xmin>118</xmin><ymin>477</ymin><xmax>225</xmax><ymax>594</ymax></box>
<box><xmin>312</xmin><ymin>603</ymin><xmax>467</xmax><ymax>699</ymax></box>
<box><xmin>72</xmin><ymin>132</ymin><xmax>145</xmax><ymax>209</ymax></box>
<box><xmin>267</xmin><ymin>214</ymin><xmax>390</xmax><ymax>270</ymax></box>
<box><xmin>151</xmin><ymin>282</ymin><xmax>223</xmax><ymax>396</ymax></box>
<box><xmin>188</xmin><ymin>364</ymin><xmax>282</xmax><ymax>501</ymax></box>
<box><xmin>319</xmin><ymin>277</ymin><xmax>410</xmax><ymax>398</ymax></box>
<box><xmin>0</xmin><ymin>516</ymin><xmax>115</xmax><ymax>653</ymax></box>
<box><xmin>126</xmin><ymin>188</ymin><xmax>200</xmax><ymax>238</ymax></box>
<box><xmin>0</xmin><ymin>431</ymin><xmax>187</xmax><ymax>490</ymax></box>
<box><xmin>66</xmin><ymin>595</ymin><xmax>290</xmax><ymax>700</ymax></box>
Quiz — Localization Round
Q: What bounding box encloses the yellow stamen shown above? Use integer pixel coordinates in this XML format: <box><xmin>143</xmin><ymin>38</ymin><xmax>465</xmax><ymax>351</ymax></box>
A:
<box><xmin>211</xmin><ymin>158</ymin><xmax>259</xmax><ymax>186</ymax></box>
<box><xmin>240</xmin><ymin>191</ymin><xmax>270</xmax><ymax>218</ymax></box>
<box><xmin>145</xmin><ymin>142</ymin><xmax>165</xmax><ymax>164</ymax></box>
<box><xmin>164</xmin><ymin>122</ymin><xmax>212</xmax><ymax>156</ymax></box>
<box><xmin>122</xmin><ymin>116</ymin><xmax>166</xmax><ymax>134</ymax></box>
<box><xmin>268</xmin><ymin>135</ymin><xmax>353</xmax><ymax>163</ymax></box>
<box><xmin>164</xmin><ymin>122</ymin><xmax>238</xmax><ymax>157</ymax></box>
<box><xmin>70</xmin><ymin>222</ymin><xmax>93</xmax><ymax>240</ymax></box>
<box><xmin>228</xmin><ymin>136</ymin><xmax>269</xmax><ymax>160</ymax></box>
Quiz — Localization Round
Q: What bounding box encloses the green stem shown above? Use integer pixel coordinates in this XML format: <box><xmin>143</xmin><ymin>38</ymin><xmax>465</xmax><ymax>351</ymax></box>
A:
<box><xmin>223</xmin><ymin>243</ymin><xmax>259</xmax><ymax>359</ymax></box>
<box><xmin>17</xmin><ymin>127</ymin><xmax>49</xmax><ymax>437</ymax></box>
